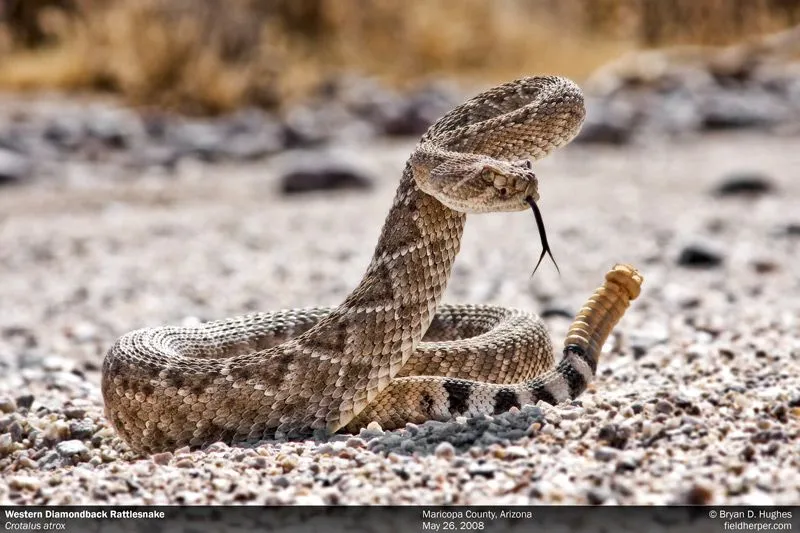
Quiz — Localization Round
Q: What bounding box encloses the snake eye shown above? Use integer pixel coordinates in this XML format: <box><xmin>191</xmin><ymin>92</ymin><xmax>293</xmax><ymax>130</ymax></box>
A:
<box><xmin>524</xmin><ymin>160</ymin><xmax>533</xmax><ymax>169</ymax></box>
<box><xmin>499</xmin><ymin>188</ymin><xmax>508</xmax><ymax>196</ymax></box>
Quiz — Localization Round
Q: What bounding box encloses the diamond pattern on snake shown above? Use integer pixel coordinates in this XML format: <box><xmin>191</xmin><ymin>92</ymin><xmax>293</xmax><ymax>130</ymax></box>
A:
<box><xmin>102</xmin><ymin>76</ymin><xmax>643</xmax><ymax>453</ymax></box>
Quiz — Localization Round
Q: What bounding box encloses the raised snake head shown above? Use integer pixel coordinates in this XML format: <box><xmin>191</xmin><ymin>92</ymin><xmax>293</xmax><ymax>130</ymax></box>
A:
<box><xmin>410</xmin><ymin>152</ymin><xmax>540</xmax><ymax>214</ymax></box>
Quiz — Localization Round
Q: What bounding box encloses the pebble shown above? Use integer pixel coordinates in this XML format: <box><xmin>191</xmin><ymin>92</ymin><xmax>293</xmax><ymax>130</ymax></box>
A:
<box><xmin>9</xmin><ymin>476</ymin><xmax>41</xmax><ymax>491</ymax></box>
<box><xmin>712</xmin><ymin>172</ymin><xmax>775</xmax><ymax>198</ymax></box>
<box><xmin>45</xmin><ymin>420</ymin><xmax>70</xmax><ymax>442</ymax></box>
<box><xmin>677</xmin><ymin>242</ymin><xmax>724</xmax><ymax>268</ymax></box>
<box><xmin>683</xmin><ymin>482</ymin><xmax>714</xmax><ymax>505</ymax></box>
<box><xmin>360</xmin><ymin>421</ymin><xmax>385</xmax><ymax>439</ymax></box>
<box><xmin>594</xmin><ymin>446</ymin><xmax>620</xmax><ymax>462</ymax></box>
<box><xmin>434</xmin><ymin>442</ymin><xmax>455</xmax><ymax>459</ymax></box>
<box><xmin>0</xmin><ymin>433</ymin><xmax>15</xmax><ymax>455</ymax></box>
<box><xmin>279</xmin><ymin>156</ymin><xmax>373</xmax><ymax>195</ymax></box>
<box><xmin>503</xmin><ymin>446</ymin><xmax>529</xmax><ymax>459</ymax></box>
<box><xmin>0</xmin><ymin>398</ymin><xmax>15</xmax><ymax>414</ymax></box>
<box><xmin>55</xmin><ymin>440</ymin><xmax>88</xmax><ymax>459</ymax></box>
<box><xmin>63</xmin><ymin>407</ymin><xmax>86</xmax><ymax>420</ymax></box>
<box><xmin>345</xmin><ymin>437</ymin><xmax>366</xmax><ymax>449</ymax></box>
<box><xmin>655</xmin><ymin>400</ymin><xmax>674</xmax><ymax>414</ymax></box>
<box><xmin>151</xmin><ymin>452</ymin><xmax>173</xmax><ymax>466</ymax></box>
<box><xmin>0</xmin><ymin>148</ymin><xmax>32</xmax><ymax>184</ymax></box>
<box><xmin>15</xmin><ymin>395</ymin><xmax>34</xmax><ymax>410</ymax></box>
<box><xmin>205</xmin><ymin>442</ymin><xmax>229</xmax><ymax>453</ymax></box>
<box><xmin>467</xmin><ymin>464</ymin><xmax>496</xmax><ymax>479</ymax></box>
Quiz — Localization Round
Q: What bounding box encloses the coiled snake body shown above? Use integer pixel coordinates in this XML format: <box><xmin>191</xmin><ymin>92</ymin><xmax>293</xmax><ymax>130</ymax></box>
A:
<box><xmin>102</xmin><ymin>76</ymin><xmax>643</xmax><ymax>453</ymax></box>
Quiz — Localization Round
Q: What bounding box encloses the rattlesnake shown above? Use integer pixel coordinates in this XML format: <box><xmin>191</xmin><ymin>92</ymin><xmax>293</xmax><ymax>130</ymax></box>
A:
<box><xmin>102</xmin><ymin>76</ymin><xmax>643</xmax><ymax>454</ymax></box>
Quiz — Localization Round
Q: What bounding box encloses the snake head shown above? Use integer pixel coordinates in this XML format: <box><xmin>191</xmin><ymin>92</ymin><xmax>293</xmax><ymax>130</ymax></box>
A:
<box><xmin>413</xmin><ymin>155</ymin><xmax>539</xmax><ymax>214</ymax></box>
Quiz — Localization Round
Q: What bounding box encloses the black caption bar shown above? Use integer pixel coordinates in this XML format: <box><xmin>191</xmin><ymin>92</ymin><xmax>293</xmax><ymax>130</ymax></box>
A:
<box><xmin>1</xmin><ymin>506</ymin><xmax>796</xmax><ymax>533</ymax></box>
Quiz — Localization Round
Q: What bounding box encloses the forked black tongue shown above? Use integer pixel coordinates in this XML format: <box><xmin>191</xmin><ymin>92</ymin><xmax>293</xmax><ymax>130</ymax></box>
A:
<box><xmin>526</xmin><ymin>196</ymin><xmax>560</xmax><ymax>276</ymax></box>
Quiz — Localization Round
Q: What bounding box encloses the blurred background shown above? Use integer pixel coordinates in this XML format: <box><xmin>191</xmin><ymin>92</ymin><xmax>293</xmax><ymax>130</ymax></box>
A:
<box><xmin>1</xmin><ymin>0</ymin><xmax>799</xmax><ymax>113</ymax></box>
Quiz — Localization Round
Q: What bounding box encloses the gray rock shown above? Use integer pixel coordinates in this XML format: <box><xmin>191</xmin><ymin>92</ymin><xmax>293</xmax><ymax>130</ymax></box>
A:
<box><xmin>594</xmin><ymin>446</ymin><xmax>620</xmax><ymax>462</ymax></box>
<box><xmin>15</xmin><ymin>394</ymin><xmax>34</xmax><ymax>410</ymax></box>
<box><xmin>43</xmin><ymin>118</ymin><xmax>86</xmax><ymax>151</ymax></box>
<box><xmin>173</xmin><ymin>122</ymin><xmax>226</xmax><ymax>162</ymax></box>
<box><xmin>574</xmin><ymin>97</ymin><xmax>636</xmax><ymax>145</ymax></box>
<box><xmin>655</xmin><ymin>400</ymin><xmax>675</xmax><ymax>414</ymax></box>
<box><xmin>56</xmin><ymin>439</ymin><xmax>89</xmax><ymax>458</ymax></box>
<box><xmin>68</xmin><ymin>420</ymin><xmax>95</xmax><ymax>440</ymax></box>
<box><xmin>0</xmin><ymin>148</ymin><xmax>32</xmax><ymax>184</ymax></box>
<box><xmin>0</xmin><ymin>397</ymin><xmax>15</xmax><ymax>414</ymax></box>
<box><xmin>280</xmin><ymin>156</ymin><xmax>373</xmax><ymax>195</ymax></box>
<box><xmin>434</xmin><ymin>441</ymin><xmax>455</xmax><ymax>459</ymax></box>
<box><xmin>467</xmin><ymin>463</ymin><xmax>496</xmax><ymax>479</ymax></box>
<box><xmin>700</xmin><ymin>89</ymin><xmax>790</xmax><ymax>130</ymax></box>
<box><xmin>677</xmin><ymin>242</ymin><xmax>724</xmax><ymax>268</ymax></box>
<box><xmin>712</xmin><ymin>172</ymin><xmax>775</xmax><ymax>198</ymax></box>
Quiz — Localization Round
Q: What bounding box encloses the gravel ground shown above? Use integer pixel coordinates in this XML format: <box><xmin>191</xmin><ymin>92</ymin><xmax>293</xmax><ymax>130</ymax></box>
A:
<box><xmin>0</xmin><ymin>129</ymin><xmax>798</xmax><ymax>505</ymax></box>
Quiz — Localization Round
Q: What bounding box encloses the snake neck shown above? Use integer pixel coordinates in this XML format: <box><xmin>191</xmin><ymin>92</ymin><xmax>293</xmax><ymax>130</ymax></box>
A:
<box><xmin>348</xmin><ymin>164</ymin><xmax>466</xmax><ymax>332</ymax></box>
<box><xmin>286</xmin><ymin>164</ymin><xmax>466</xmax><ymax>429</ymax></box>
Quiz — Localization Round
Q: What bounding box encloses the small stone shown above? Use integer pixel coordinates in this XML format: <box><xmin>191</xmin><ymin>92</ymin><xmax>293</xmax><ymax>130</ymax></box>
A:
<box><xmin>42</xmin><ymin>355</ymin><xmax>71</xmax><ymax>372</ymax></box>
<box><xmin>248</xmin><ymin>456</ymin><xmax>268</xmax><ymax>469</ymax></box>
<box><xmin>0</xmin><ymin>148</ymin><xmax>32</xmax><ymax>185</ymax></box>
<box><xmin>594</xmin><ymin>446</ymin><xmax>620</xmax><ymax>462</ymax></box>
<box><xmin>574</xmin><ymin>100</ymin><xmax>635</xmax><ymax>145</ymax></box>
<box><xmin>176</xmin><ymin>491</ymin><xmax>204</xmax><ymax>504</ymax></box>
<box><xmin>683</xmin><ymin>482</ymin><xmax>714</xmax><ymax>505</ymax></box>
<box><xmin>70</xmin><ymin>322</ymin><xmax>98</xmax><ymax>343</ymax></box>
<box><xmin>63</xmin><ymin>407</ymin><xmax>86</xmax><ymax>420</ymax></box>
<box><xmin>586</xmin><ymin>489</ymin><xmax>607</xmax><ymax>505</ymax></box>
<box><xmin>0</xmin><ymin>433</ymin><xmax>15</xmax><ymax>455</ymax></box>
<box><xmin>151</xmin><ymin>452</ymin><xmax>173</xmax><ymax>465</ymax></box>
<box><xmin>742</xmin><ymin>445</ymin><xmax>756</xmax><ymax>462</ymax></box>
<box><xmin>280</xmin><ymin>156</ymin><xmax>373</xmax><ymax>195</ymax></box>
<box><xmin>434</xmin><ymin>441</ymin><xmax>455</xmax><ymax>459</ymax></box>
<box><xmin>68</xmin><ymin>420</ymin><xmax>94</xmax><ymax>440</ymax></box>
<box><xmin>467</xmin><ymin>464</ymin><xmax>496</xmax><ymax>479</ymax></box>
<box><xmin>677</xmin><ymin>243</ymin><xmax>724</xmax><ymax>268</ymax></box>
<box><xmin>712</xmin><ymin>172</ymin><xmax>774</xmax><ymax>198</ymax></box>
<box><xmin>55</xmin><ymin>440</ymin><xmax>89</xmax><ymax>459</ymax></box>
<box><xmin>15</xmin><ymin>395</ymin><xmax>34</xmax><ymax>410</ymax></box>
<box><xmin>205</xmin><ymin>441</ymin><xmax>229</xmax><ymax>453</ymax></box>
<box><xmin>273</xmin><ymin>476</ymin><xmax>291</xmax><ymax>489</ymax></box>
<box><xmin>655</xmin><ymin>400</ymin><xmax>675</xmax><ymax>414</ymax></box>
<box><xmin>280</xmin><ymin>456</ymin><xmax>298</xmax><ymax>472</ymax></box>
<box><xmin>781</xmin><ymin>223</ymin><xmax>800</xmax><ymax>238</ymax></box>
<box><xmin>345</xmin><ymin>437</ymin><xmax>365</xmax><ymax>448</ymax></box>
<box><xmin>359</xmin><ymin>421</ymin><xmax>385</xmax><ymax>439</ymax></box>
<box><xmin>0</xmin><ymin>398</ymin><xmax>16</xmax><ymax>414</ymax></box>
<box><xmin>9</xmin><ymin>421</ymin><xmax>25</xmax><ymax>442</ymax></box>
<box><xmin>316</xmin><ymin>443</ymin><xmax>335</xmax><ymax>456</ymax></box>
<box><xmin>560</xmin><ymin>407</ymin><xmax>585</xmax><ymax>420</ymax></box>
<box><xmin>504</xmin><ymin>446</ymin><xmax>529</xmax><ymax>459</ymax></box>
<box><xmin>38</xmin><ymin>451</ymin><xmax>60</xmax><ymax>467</ymax></box>
<box><xmin>175</xmin><ymin>458</ymin><xmax>194</xmax><ymax>468</ymax></box>
<box><xmin>45</xmin><ymin>420</ymin><xmax>71</xmax><ymax>443</ymax></box>
<box><xmin>9</xmin><ymin>476</ymin><xmax>40</xmax><ymax>491</ymax></box>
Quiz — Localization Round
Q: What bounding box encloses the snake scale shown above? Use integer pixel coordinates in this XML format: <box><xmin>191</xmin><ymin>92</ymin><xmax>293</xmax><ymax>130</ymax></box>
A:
<box><xmin>102</xmin><ymin>76</ymin><xmax>643</xmax><ymax>454</ymax></box>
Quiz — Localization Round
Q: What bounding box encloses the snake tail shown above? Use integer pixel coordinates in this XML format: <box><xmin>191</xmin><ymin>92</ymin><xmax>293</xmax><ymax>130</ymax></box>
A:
<box><xmin>528</xmin><ymin>263</ymin><xmax>644</xmax><ymax>406</ymax></box>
